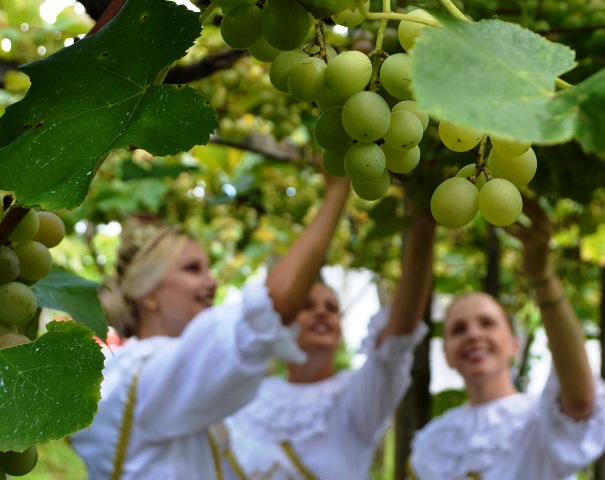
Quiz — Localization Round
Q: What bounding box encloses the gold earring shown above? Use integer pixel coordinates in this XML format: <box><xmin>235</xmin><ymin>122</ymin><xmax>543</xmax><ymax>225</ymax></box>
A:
<box><xmin>143</xmin><ymin>297</ymin><xmax>158</xmax><ymax>311</ymax></box>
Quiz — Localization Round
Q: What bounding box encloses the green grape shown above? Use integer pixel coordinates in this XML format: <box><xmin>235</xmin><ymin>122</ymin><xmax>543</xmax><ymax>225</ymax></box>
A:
<box><xmin>489</xmin><ymin>133</ymin><xmax>531</xmax><ymax>156</ymax></box>
<box><xmin>430</xmin><ymin>177</ymin><xmax>479</xmax><ymax>229</ymax></box>
<box><xmin>32</xmin><ymin>211</ymin><xmax>65</xmax><ymax>248</ymax></box>
<box><xmin>457</xmin><ymin>163</ymin><xmax>487</xmax><ymax>190</ymax></box>
<box><xmin>0</xmin><ymin>282</ymin><xmax>37</xmax><ymax>327</ymax></box>
<box><xmin>438</xmin><ymin>120</ymin><xmax>482</xmax><ymax>152</ymax></box>
<box><xmin>307</xmin><ymin>44</ymin><xmax>338</xmax><ymax>63</ymax></box>
<box><xmin>321</xmin><ymin>149</ymin><xmax>348</xmax><ymax>177</ymax></box>
<box><xmin>269</xmin><ymin>50</ymin><xmax>308</xmax><ymax>93</ymax></box>
<box><xmin>0</xmin><ymin>246</ymin><xmax>20</xmax><ymax>284</ymax></box>
<box><xmin>383</xmin><ymin>110</ymin><xmax>424</xmax><ymax>151</ymax></box>
<box><xmin>478</xmin><ymin>178</ymin><xmax>523</xmax><ymax>227</ymax></box>
<box><xmin>0</xmin><ymin>446</ymin><xmax>38</xmax><ymax>476</ymax></box>
<box><xmin>220</xmin><ymin>4</ymin><xmax>263</xmax><ymax>49</ymax></box>
<box><xmin>398</xmin><ymin>8</ymin><xmax>437</xmax><ymax>51</ymax></box>
<box><xmin>314</xmin><ymin>85</ymin><xmax>345</xmax><ymax>112</ymax></box>
<box><xmin>13</xmin><ymin>241</ymin><xmax>53</xmax><ymax>282</ymax></box>
<box><xmin>8</xmin><ymin>209</ymin><xmax>39</xmax><ymax>244</ymax></box>
<box><xmin>0</xmin><ymin>464</ymin><xmax>5</xmax><ymax>480</ymax></box>
<box><xmin>324</xmin><ymin>51</ymin><xmax>373</xmax><ymax>100</ymax></box>
<box><xmin>382</xmin><ymin>144</ymin><xmax>420</xmax><ymax>173</ymax></box>
<box><xmin>487</xmin><ymin>147</ymin><xmax>537</xmax><ymax>187</ymax></box>
<box><xmin>288</xmin><ymin>57</ymin><xmax>327</xmax><ymax>102</ymax></box>
<box><xmin>314</xmin><ymin>107</ymin><xmax>352</xmax><ymax>151</ymax></box>
<box><xmin>378</xmin><ymin>53</ymin><xmax>413</xmax><ymax>100</ymax></box>
<box><xmin>352</xmin><ymin>168</ymin><xmax>391</xmax><ymax>201</ymax></box>
<box><xmin>341</xmin><ymin>91</ymin><xmax>391</xmax><ymax>142</ymax></box>
<box><xmin>0</xmin><ymin>332</ymin><xmax>31</xmax><ymax>349</ymax></box>
<box><xmin>248</xmin><ymin>36</ymin><xmax>282</xmax><ymax>62</ymax></box>
<box><xmin>212</xmin><ymin>0</ymin><xmax>252</xmax><ymax>7</ymax></box>
<box><xmin>262</xmin><ymin>0</ymin><xmax>313</xmax><ymax>51</ymax></box>
<box><xmin>344</xmin><ymin>142</ymin><xmax>386</xmax><ymax>183</ymax></box>
<box><xmin>392</xmin><ymin>100</ymin><xmax>429</xmax><ymax>131</ymax></box>
<box><xmin>331</xmin><ymin>1</ymin><xmax>369</xmax><ymax>28</ymax></box>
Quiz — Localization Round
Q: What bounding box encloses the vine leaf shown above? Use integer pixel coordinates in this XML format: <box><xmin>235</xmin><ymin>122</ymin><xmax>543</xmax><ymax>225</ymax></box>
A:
<box><xmin>33</xmin><ymin>266</ymin><xmax>108</xmax><ymax>341</ymax></box>
<box><xmin>296</xmin><ymin>0</ymin><xmax>358</xmax><ymax>18</ymax></box>
<box><xmin>0</xmin><ymin>321</ymin><xmax>105</xmax><ymax>451</ymax></box>
<box><xmin>0</xmin><ymin>0</ymin><xmax>218</xmax><ymax>211</ymax></box>
<box><xmin>410</xmin><ymin>18</ymin><xmax>605</xmax><ymax>156</ymax></box>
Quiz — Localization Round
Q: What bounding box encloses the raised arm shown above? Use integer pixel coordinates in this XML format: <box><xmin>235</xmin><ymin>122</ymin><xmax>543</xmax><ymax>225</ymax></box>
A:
<box><xmin>378</xmin><ymin>209</ymin><xmax>436</xmax><ymax>344</ymax></box>
<box><xmin>506</xmin><ymin>196</ymin><xmax>594</xmax><ymax>420</ymax></box>
<box><xmin>266</xmin><ymin>175</ymin><xmax>350</xmax><ymax>325</ymax></box>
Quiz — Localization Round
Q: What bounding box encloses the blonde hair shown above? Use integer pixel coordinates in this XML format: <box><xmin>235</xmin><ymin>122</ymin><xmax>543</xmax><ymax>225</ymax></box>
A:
<box><xmin>101</xmin><ymin>218</ymin><xmax>194</xmax><ymax>338</ymax></box>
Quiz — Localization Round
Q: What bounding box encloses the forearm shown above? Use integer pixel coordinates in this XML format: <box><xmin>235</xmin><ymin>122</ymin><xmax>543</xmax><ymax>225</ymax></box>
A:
<box><xmin>532</xmin><ymin>272</ymin><xmax>595</xmax><ymax>420</ymax></box>
<box><xmin>266</xmin><ymin>178</ymin><xmax>350</xmax><ymax>324</ymax></box>
<box><xmin>380</xmin><ymin>214</ymin><xmax>436</xmax><ymax>341</ymax></box>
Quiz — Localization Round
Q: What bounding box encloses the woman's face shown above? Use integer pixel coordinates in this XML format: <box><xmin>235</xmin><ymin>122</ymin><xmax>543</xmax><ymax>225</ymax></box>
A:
<box><xmin>148</xmin><ymin>239</ymin><xmax>217</xmax><ymax>337</ymax></box>
<box><xmin>443</xmin><ymin>293</ymin><xmax>519</xmax><ymax>385</ymax></box>
<box><xmin>295</xmin><ymin>282</ymin><xmax>342</xmax><ymax>354</ymax></box>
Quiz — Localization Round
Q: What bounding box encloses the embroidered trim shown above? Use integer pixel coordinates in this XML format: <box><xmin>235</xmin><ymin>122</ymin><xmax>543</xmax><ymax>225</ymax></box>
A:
<box><xmin>111</xmin><ymin>370</ymin><xmax>140</xmax><ymax>480</ymax></box>
<box><xmin>280</xmin><ymin>441</ymin><xmax>319</xmax><ymax>480</ymax></box>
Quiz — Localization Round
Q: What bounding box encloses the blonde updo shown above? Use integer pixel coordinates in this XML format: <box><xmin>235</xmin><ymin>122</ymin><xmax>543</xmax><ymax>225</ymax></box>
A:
<box><xmin>101</xmin><ymin>217</ymin><xmax>194</xmax><ymax>338</ymax></box>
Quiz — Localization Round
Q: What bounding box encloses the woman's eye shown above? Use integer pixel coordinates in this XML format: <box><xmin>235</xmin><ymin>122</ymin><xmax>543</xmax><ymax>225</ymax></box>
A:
<box><xmin>184</xmin><ymin>263</ymin><xmax>201</xmax><ymax>272</ymax></box>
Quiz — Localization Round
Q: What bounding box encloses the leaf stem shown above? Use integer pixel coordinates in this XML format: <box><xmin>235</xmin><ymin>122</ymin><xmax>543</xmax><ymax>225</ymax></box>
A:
<box><xmin>436</xmin><ymin>0</ymin><xmax>471</xmax><ymax>22</ymax></box>
<box><xmin>199</xmin><ymin>3</ymin><xmax>217</xmax><ymax>25</ymax></box>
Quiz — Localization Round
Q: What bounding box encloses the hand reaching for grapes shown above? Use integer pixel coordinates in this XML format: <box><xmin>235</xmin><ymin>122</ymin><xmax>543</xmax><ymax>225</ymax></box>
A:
<box><xmin>503</xmin><ymin>194</ymin><xmax>552</xmax><ymax>281</ymax></box>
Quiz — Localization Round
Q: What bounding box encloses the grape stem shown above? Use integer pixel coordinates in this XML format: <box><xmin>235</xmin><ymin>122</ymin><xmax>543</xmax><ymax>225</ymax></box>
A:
<box><xmin>474</xmin><ymin>135</ymin><xmax>492</xmax><ymax>182</ymax></box>
<box><xmin>358</xmin><ymin>3</ymin><xmax>441</xmax><ymax>27</ymax></box>
<box><xmin>199</xmin><ymin>3</ymin><xmax>217</xmax><ymax>26</ymax></box>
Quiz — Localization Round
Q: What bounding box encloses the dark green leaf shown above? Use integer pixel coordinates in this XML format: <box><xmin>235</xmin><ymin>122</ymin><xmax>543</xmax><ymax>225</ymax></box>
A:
<box><xmin>0</xmin><ymin>321</ymin><xmax>105</xmax><ymax>451</ymax></box>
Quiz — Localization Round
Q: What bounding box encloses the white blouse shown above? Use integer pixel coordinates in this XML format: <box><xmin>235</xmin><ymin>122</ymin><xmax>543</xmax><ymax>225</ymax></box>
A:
<box><xmin>225</xmin><ymin>309</ymin><xmax>429</xmax><ymax>480</ymax></box>
<box><xmin>71</xmin><ymin>284</ymin><xmax>304</xmax><ymax>480</ymax></box>
<box><xmin>409</xmin><ymin>372</ymin><xmax>605</xmax><ymax>480</ymax></box>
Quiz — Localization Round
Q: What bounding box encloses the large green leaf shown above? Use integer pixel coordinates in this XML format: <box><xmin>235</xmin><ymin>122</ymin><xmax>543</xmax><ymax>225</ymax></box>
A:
<box><xmin>0</xmin><ymin>0</ymin><xmax>218</xmax><ymax>210</ymax></box>
<box><xmin>0</xmin><ymin>321</ymin><xmax>105</xmax><ymax>451</ymax></box>
<box><xmin>411</xmin><ymin>18</ymin><xmax>596</xmax><ymax>148</ymax></box>
<box><xmin>33</xmin><ymin>267</ymin><xmax>107</xmax><ymax>341</ymax></box>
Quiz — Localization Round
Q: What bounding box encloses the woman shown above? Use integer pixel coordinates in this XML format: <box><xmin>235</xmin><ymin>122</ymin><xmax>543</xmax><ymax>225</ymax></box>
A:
<box><xmin>408</xmin><ymin>197</ymin><xmax>605</xmax><ymax>480</ymax></box>
<box><xmin>70</xmin><ymin>175</ymin><xmax>350</xmax><ymax>480</ymax></box>
<box><xmin>225</xmin><ymin>211</ymin><xmax>437</xmax><ymax>479</ymax></box>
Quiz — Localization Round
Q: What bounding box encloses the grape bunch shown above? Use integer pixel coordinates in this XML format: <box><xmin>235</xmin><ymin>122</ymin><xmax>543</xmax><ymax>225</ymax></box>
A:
<box><xmin>431</xmin><ymin>121</ymin><xmax>536</xmax><ymax>229</ymax></box>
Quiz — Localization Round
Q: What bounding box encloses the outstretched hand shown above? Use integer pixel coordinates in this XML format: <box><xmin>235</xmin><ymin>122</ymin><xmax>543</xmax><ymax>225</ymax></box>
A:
<box><xmin>503</xmin><ymin>194</ymin><xmax>552</xmax><ymax>280</ymax></box>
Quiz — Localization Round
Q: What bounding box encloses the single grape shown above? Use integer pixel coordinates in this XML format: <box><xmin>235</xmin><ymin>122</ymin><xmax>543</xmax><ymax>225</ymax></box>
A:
<box><xmin>487</xmin><ymin>147</ymin><xmax>537</xmax><ymax>187</ymax></box>
<box><xmin>220</xmin><ymin>4</ymin><xmax>263</xmax><ymax>49</ymax></box>
<box><xmin>392</xmin><ymin>100</ymin><xmax>429</xmax><ymax>131</ymax></box>
<box><xmin>0</xmin><ymin>282</ymin><xmax>37</xmax><ymax>327</ymax></box>
<box><xmin>262</xmin><ymin>0</ymin><xmax>313</xmax><ymax>51</ymax></box>
<box><xmin>0</xmin><ymin>246</ymin><xmax>20</xmax><ymax>284</ymax></box>
<box><xmin>13</xmin><ymin>241</ymin><xmax>53</xmax><ymax>282</ymax></box>
<box><xmin>457</xmin><ymin>163</ymin><xmax>487</xmax><ymax>190</ymax></box>
<box><xmin>430</xmin><ymin>177</ymin><xmax>479</xmax><ymax>229</ymax></box>
<box><xmin>0</xmin><ymin>332</ymin><xmax>31</xmax><ymax>349</ymax></box>
<box><xmin>324</xmin><ymin>51</ymin><xmax>373</xmax><ymax>100</ymax></box>
<box><xmin>439</xmin><ymin>120</ymin><xmax>482</xmax><ymax>152</ymax></box>
<box><xmin>32</xmin><ymin>211</ymin><xmax>65</xmax><ymax>248</ymax></box>
<box><xmin>321</xmin><ymin>149</ymin><xmax>348</xmax><ymax>177</ymax></box>
<box><xmin>489</xmin><ymin>133</ymin><xmax>531</xmax><ymax>156</ymax></box>
<box><xmin>0</xmin><ymin>464</ymin><xmax>5</xmax><ymax>480</ymax></box>
<box><xmin>344</xmin><ymin>142</ymin><xmax>386</xmax><ymax>183</ymax></box>
<box><xmin>314</xmin><ymin>107</ymin><xmax>352</xmax><ymax>151</ymax></box>
<box><xmin>379</xmin><ymin>53</ymin><xmax>413</xmax><ymax>100</ymax></box>
<box><xmin>352</xmin><ymin>168</ymin><xmax>391</xmax><ymax>201</ymax></box>
<box><xmin>331</xmin><ymin>1</ymin><xmax>369</xmax><ymax>28</ymax></box>
<box><xmin>398</xmin><ymin>8</ymin><xmax>437</xmax><ymax>51</ymax></box>
<box><xmin>383</xmin><ymin>110</ymin><xmax>424</xmax><ymax>151</ymax></box>
<box><xmin>478</xmin><ymin>178</ymin><xmax>523</xmax><ymax>227</ymax></box>
<box><xmin>341</xmin><ymin>91</ymin><xmax>391</xmax><ymax>142</ymax></box>
<box><xmin>314</xmin><ymin>86</ymin><xmax>345</xmax><ymax>112</ymax></box>
<box><xmin>8</xmin><ymin>209</ymin><xmax>39</xmax><ymax>244</ymax></box>
<box><xmin>0</xmin><ymin>446</ymin><xmax>38</xmax><ymax>476</ymax></box>
<box><xmin>248</xmin><ymin>36</ymin><xmax>282</xmax><ymax>62</ymax></box>
<box><xmin>382</xmin><ymin>144</ymin><xmax>420</xmax><ymax>173</ymax></box>
<box><xmin>288</xmin><ymin>57</ymin><xmax>327</xmax><ymax>102</ymax></box>
<box><xmin>269</xmin><ymin>50</ymin><xmax>308</xmax><ymax>93</ymax></box>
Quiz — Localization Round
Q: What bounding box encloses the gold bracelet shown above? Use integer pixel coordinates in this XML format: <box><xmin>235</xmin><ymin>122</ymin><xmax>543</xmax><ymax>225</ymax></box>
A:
<box><xmin>530</xmin><ymin>275</ymin><xmax>555</xmax><ymax>288</ymax></box>
<box><xmin>538</xmin><ymin>294</ymin><xmax>566</xmax><ymax>310</ymax></box>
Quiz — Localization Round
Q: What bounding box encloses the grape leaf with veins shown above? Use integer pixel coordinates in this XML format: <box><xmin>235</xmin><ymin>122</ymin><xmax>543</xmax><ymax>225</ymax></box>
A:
<box><xmin>0</xmin><ymin>0</ymin><xmax>218</xmax><ymax>210</ymax></box>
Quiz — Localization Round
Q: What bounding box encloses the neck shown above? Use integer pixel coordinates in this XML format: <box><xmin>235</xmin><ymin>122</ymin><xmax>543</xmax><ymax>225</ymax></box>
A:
<box><xmin>287</xmin><ymin>350</ymin><xmax>335</xmax><ymax>383</ymax></box>
<box><xmin>465</xmin><ymin>370</ymin><xmax>518</xmax><ymax>405</ymax></box>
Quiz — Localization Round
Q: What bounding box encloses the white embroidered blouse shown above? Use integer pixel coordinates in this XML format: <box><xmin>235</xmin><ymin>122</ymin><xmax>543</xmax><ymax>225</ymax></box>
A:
<box><xmin>409</xmin><ymin>372</ymin><xmax>605</xmax><ymax>480</ymax></box>
<box><xmin>225</xmin><ymin>309</ymin><xmax>428</xmax><ymax>480</ymax></box>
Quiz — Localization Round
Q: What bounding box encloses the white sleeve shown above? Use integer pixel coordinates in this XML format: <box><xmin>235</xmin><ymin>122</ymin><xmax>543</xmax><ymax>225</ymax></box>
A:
<box><xmin>135</xmin><ymin>283</ymin><xmax>304</xmax><ymax>440</ymax></box>
<box><xmin>539</xmin><ymin>370</ymin><xmax>605</xmax><ymax>474</ymax></box>
<box><xmin>338</xmin><ymin>308</ymin><xmax>428</xmax><ymax>443</ymax></box>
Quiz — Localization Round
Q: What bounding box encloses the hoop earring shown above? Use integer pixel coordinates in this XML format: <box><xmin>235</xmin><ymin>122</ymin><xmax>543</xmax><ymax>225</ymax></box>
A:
<box><xmin>143</xmin><ymin>297</ymin><xmax>158</xmax><ymax>311</ymax></box>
